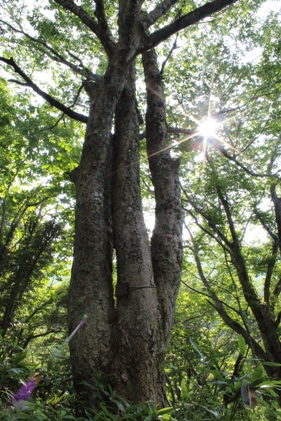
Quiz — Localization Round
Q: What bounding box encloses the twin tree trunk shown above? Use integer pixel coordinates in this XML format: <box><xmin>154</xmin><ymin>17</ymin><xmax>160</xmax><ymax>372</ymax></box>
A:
<box><xmin>68</xmin><ymin>51</ymin><xmax>182</xmax><ymax>405</ymax></box>
<box><xmin>0</xmin><ymin>0</ymin><xmax>239</xmax><ymax>405</ymax></box>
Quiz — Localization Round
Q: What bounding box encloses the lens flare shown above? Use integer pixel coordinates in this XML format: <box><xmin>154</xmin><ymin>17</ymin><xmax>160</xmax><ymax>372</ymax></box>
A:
<box><xmin>198</xmin><ymin>118</ymin><xmax>218</xmax><ymax>138</ymax></box>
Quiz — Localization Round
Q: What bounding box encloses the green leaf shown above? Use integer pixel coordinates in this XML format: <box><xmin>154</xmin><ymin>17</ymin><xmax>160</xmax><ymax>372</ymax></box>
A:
<box><xmin>158</xmin><ymin>407</ymin><xmax>174</xmax><ymax>415</ymax></box>
<box><xmin>12</xmin><ymin>351</ymin><xmax>27</xmax><ymax>365</ymax></box>
<box><xmin>238</xmin><ymin>334</ymin><xmax>246</xmax><ymax>356</ymax></box>
<box><xmin>262</xmin><ymin>362</ymin><xmax>281</xmax><ymax>367</ymax></box>
<box><xmin>250</xmin><ymin>363</ymin><xmax>264</xmax><ymax>384</ymax></box>
<box><xmin>210</xmin><ymin>369</ymin><xmax>224</xmax><ymax>381</ymax></box>
<box><xmin>180</xmin><ymin>378</ymin><xmax>189</xmax><ymax>400</ymax></box>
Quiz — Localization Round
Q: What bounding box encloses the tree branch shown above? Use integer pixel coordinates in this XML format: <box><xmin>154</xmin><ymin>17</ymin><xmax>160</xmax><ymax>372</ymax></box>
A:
<box><xmin>273</xmin><ymin>278</ymin><xmax>281</xmax><ymax>300</ymax></box>
<box><xmin>183</xmin><ymin>206</ymin><xmax>231</xmax><ymax>253</ymax></box>
<box><xmin>142</xmin><ymin>0</ymin><xmax>178</xmax><ymax>27</ymax></box>
<box><xmin>0</xmin><ymin>18</ymin><xmax>94</xmax><ymax>78</ymax></box>
<box><xmin>181</xmin><ymin>182</ymin><xmax>233</xmax><ymax>249</ymax></box>
<box><xmin>181</xmin><ymin>243</ymin><xmax>266</xmax><ymax>361</ymax></box>
<box><xmin>160</xmin><ymin>34</ymin><xmax>178</xmax><ymax>75</ymax></box>
<box><xmin>209</xmin><ymin>138</ymin><xmax>280</xmax><ymax>180</ymax></box>
<box><xmin>94</xmin><ymin>0</ymin><xmax>115</xmax><ymax>54</ymax></box>
<box><xmin>0</xmin><ymin>57</ymin><xmax>88</xmax><ymax>123</ymax></box>
<box><xmin>54</xmin><ymin>0</ymin><xmax>116</xmax><ymax>57</ymax></box>
<box><xmin>142</xmin><ymin>0</ymin><xmax>238</xmax><ymax>51</ymax></box>
<box><xmin>22</xmin><ymin>290</ymin><xmax>65</xmax><ymax>324</ymax></box>
<box><xmin>23</xmin><ymin>329</ymin><xmax>63</xmax><ymax>348</ymax></box>
<box><xmin>271</xmin><ymin>184</ymin><xmax>281</xmax><ymax>254</ymax></box>
<box><xmin>181</xmin><ymin>279</ymin><xmax>241</xmax><ymax>317</ymax></box>
<box><xmin>262</xmin><ymin>234</ymin><xmax>278</xmax><ymax>306</ymax></box>
<box><xmin>255</xmin><ymin>210</ymin><xmax>278</xmax><ymax>242</ymax></box>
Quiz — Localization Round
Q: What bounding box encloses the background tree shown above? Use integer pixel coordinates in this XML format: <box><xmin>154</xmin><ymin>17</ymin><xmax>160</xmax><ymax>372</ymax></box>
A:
<box><xmin>0</xmin><ymin>76</ymin><xmax>81</xmax><ymax>356</ymax></box>
<box><xmin>168</xmin><ymin>4</ymin><xmax>281</xmax><ymax>408</ymax></box>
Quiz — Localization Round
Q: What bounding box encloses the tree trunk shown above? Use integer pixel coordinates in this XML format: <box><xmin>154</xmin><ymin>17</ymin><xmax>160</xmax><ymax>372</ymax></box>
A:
<box><xmin>68</xmin><ymin>63</ymin><xmax>126</xmax><ymax>392</ymax></box>
<box><xmin>68</xmin><ymin>55</ymin><xmax>182</xmax><ymax>406</ymax></box>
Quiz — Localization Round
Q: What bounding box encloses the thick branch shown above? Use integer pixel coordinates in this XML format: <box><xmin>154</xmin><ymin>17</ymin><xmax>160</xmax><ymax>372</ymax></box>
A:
<box><xmin>264</xmin><ymin>240</ymin><xmax>278</xmax><ymax>306</ymax></box>
<box><xmin>142</xmin><ymin>0</ymin><xmax>238</xmax><ymax>51</ymax></box>
<box><xmin>142</xmin><ymin>0</ymin><xmax>178</xmax><ymax>27</ymax></box>
<box><xmin>94</xmin><ymin>0</ymin><xmax>114</xmax><ymax>53</ymax></box>
<box><xmin>214</xmin><ymin>182</ymin><xmax>263</xmax><ymax>311</ymax></box>
<box><xmin>0</xmin><ymin>57</ymin><xmax>88</xmax><ymax>123</ymax></box>
<box><xmin>215</xmin><ymin>183</ymin><xmax>239</xmax><ymax>245</ymax></box>
<box><xmin>273</xmin><ymin>278</ymin><xmax>281</xmax><ymax>299</ymax></box>
<box><xmin>54</xmin><ymin>0</ymin><xmax>115</xmax><ymax>57</ymax></box>
<box><xmin>271</xmin><ymin>184</ymin><xmax>281</xmax><ymax>254</ymax></box>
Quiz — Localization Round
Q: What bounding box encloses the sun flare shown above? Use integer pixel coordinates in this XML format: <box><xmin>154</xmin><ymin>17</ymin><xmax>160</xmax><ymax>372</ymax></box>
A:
<box><xmin>198</xmin><ymin>118</ymin><xmax>218</xmax><ymax>138</ymax></box>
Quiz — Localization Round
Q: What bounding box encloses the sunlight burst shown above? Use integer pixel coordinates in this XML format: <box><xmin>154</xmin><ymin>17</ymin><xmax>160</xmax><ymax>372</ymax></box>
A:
<box><xmin>198</xmin><ymin>118</ymin><xmax>218</xmax><ymax>138</ymax></box>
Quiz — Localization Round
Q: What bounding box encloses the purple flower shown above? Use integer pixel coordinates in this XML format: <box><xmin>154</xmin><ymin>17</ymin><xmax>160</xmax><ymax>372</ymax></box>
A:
<box><xmin>12</xmin><ymin>374</ymin><xmax>40</xmax><ymax>403</ymax></box>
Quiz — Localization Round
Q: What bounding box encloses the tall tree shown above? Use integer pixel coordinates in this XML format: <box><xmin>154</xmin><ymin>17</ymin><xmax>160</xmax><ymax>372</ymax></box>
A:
<box><xmin>0</xmin><ymin>0</ymin><xmax>238</xmax><ymax>405</ymax></box>
<box><xmin>175</xmin><ymin>6</ymin><xmax>281</xmax><ymax>404</ymax></box>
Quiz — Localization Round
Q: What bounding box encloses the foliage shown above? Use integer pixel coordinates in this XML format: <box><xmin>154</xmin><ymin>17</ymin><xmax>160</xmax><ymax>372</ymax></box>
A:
<box><xmin>178</xmin><ymin>3</ymin><xmax>281</xmax><ymax>367</ymax></box>
<box><xmin>167</xmin><ymin>289</ymin><xmax>281</xmax><ymax>420</ymax></box>
<box><xmin>0</xmin><ymin>339</ymin><xmax>172</xmax><ymax>421</ymax></box>
<box><xmin>0</xmin><ymin>76</ymin><xmax>82</xmax><ymax>362</ymax></box>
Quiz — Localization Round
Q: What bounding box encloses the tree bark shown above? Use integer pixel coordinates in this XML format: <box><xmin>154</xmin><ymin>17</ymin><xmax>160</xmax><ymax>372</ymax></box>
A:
<box><xmin>68</xmin><ymin>62</ymin><xmax>127</xmax><ymax>390</ymax></box>
<box><xmin>111</xmin><ymin>61</ymin><xmax>164</xmax><ymax>404</ymax></box>
<box><xmin>68</xmin><ymin>47</ymin><xmax>183</xmax><ymax>405</ymax></box>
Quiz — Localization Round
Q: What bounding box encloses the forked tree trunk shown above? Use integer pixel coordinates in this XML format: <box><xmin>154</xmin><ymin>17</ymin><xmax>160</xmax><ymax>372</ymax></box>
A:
<box><xmin>0</xmin><ymin>0</ymin><xmax>240</xmax><ymax>408</ymax></box>
<box><xmin>68</xmin><ymin>54</ymin><xmax>182</xmax><ymax>405</ymax></box>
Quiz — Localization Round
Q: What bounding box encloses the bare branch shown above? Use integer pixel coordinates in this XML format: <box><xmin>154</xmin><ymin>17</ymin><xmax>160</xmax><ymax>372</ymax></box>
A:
<box><xmin>255</xmin><ymin>210</ymin><xmax>278</xmax><ymax>242</ymax></box>
<box><xmin>0</xmin><ymin>57</ymin><xmax>88</xmax><ymax>123</ymax></box>
<box><xmin>183</xmin><ymin>206</ymin><xmax>231</xmax><ymax>253</ymax></box>
<box><xmin>181</xmin><ymin>279</ymin><xmax>241</xmax><ymax>317</ymax></box>
<box><xmin>160</xmin><ymin>34</ymin><xmax>178</xmax><ymax>75</ymax></box>
<box><xmin>181</xmin><ymin>181</ymin><xmax>233</xmax><ymax>249</ymax></box>
<box><xmin>264</xmin><ymin>240</ymin><xmax>278</xmax><ymax>306</ymax></box>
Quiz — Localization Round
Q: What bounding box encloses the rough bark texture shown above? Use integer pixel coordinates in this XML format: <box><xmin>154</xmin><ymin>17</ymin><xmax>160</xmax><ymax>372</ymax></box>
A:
<box><xmin>68</xmin><ymin>61</ymin><xmax>127</xmax><ymax>388</ymax></box>
<box><xmin>111</xmin><ymin>62</ymin><xmax>164</xmax><ymax>404</ymax></box>
<box><xmin>65</xmin><ymin>0</ymin><xmax>237</xmax><ymax>406</ymax></box>
<box><xmin>142</xmin><ymin>49</ymin><xmax>183</xmax><ymax>347</ymax></box>
<box><xmin>69</xmin><ymin>52</ymin><xmax>183</xmax><ymax>405</ymax></box>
